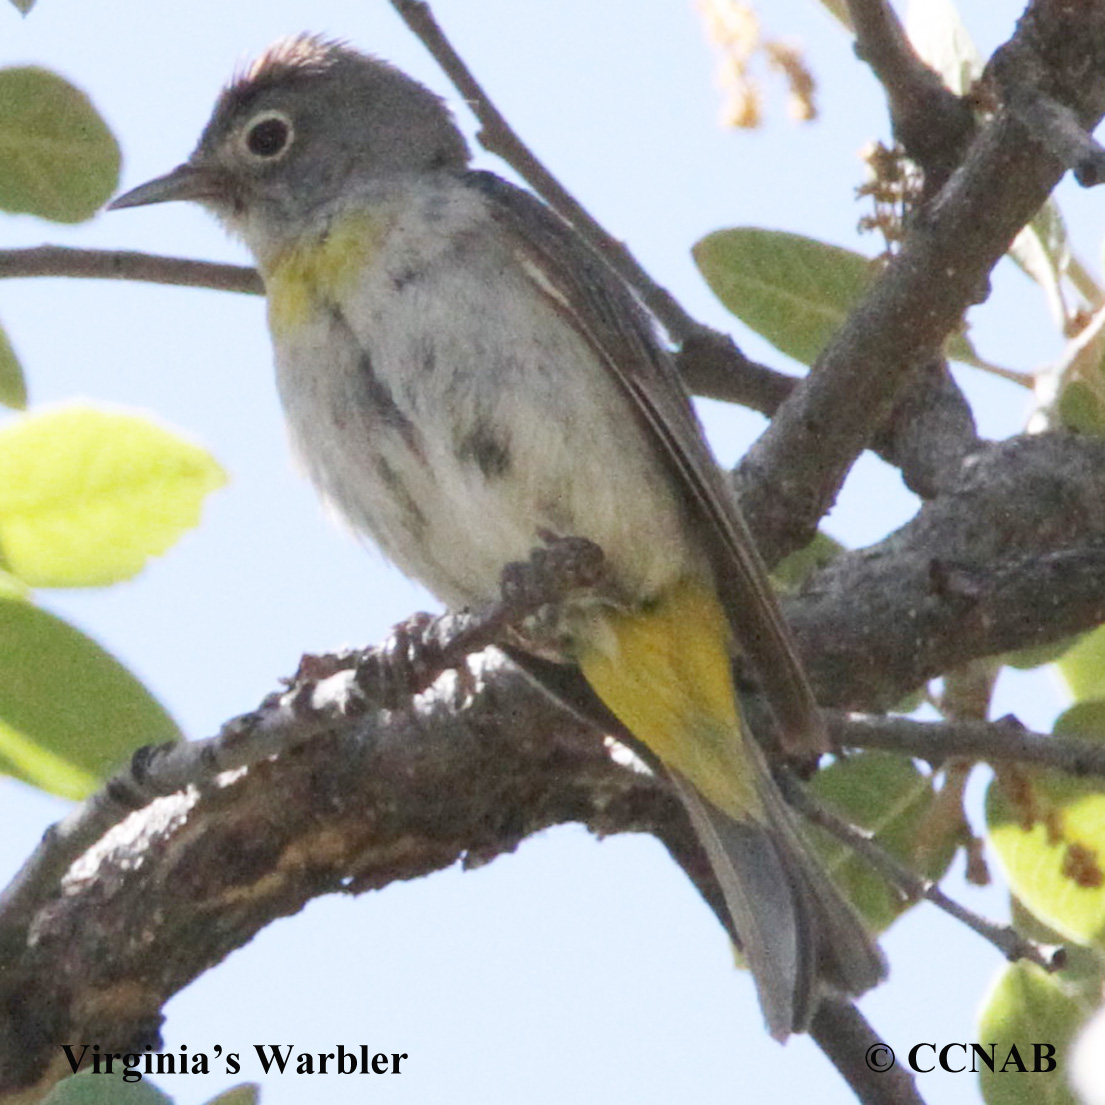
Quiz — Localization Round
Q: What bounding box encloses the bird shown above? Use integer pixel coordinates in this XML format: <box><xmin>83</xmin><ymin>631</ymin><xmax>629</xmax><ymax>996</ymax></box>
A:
<box><xmin>110</xmin><ymin>33</ymin><xmax>885</xmax><ymax>1039</ymax></box>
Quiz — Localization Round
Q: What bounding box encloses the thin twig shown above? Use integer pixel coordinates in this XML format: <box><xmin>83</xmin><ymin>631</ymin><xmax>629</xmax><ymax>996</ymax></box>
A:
<box><xmin>779</xmin><ymin>770</ymin><xmax>1064</xmax><ymax>972</ymax></box>
<box><xmin>828</xmin><ymin>712</ymin><xmax>1105</xmax><ymax>777</ymax></box>
<box><xmin>388</xmin><ymin>0</ymin><xmax>699</xmax><ymax>345</ymax></box>
<box><xmin>1067</xmin><ymin>253</ymin><xmax>1103</xmax><ymax>309</ymax></box>
<box><xmin>0</xmin><ymin>244</ymin><xmax>802</xmax><ymax>415</ymax></box>
<box><xmin>971</xmin><ymin>359</ymin><xmax>1035</xmax><ymax>387</ymax></box>
<box><xmin>739</xmin><ymin>103</ymin><xmax>1105</xmax><ymax>560</ymax></box>
<box><xmin>845</xmin><ymin>0</ymin><xmax>975</xmax><ymax>190</ymax></box>
<box><xmin>0</xmin><ymin>246</ymin><xmax>261</xmax><ymax>294</ymax></box>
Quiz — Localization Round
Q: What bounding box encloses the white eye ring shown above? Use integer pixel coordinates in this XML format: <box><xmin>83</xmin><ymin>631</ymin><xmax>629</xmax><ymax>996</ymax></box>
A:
<box><xmin>241</xmin><ymin>110</ymin><xmax>294</xmax><ymax>160</ymax></box>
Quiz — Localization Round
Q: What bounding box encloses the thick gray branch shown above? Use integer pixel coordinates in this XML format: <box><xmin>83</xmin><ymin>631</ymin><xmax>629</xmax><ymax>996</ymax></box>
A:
<box><xmin>4</xmin><ymin>430</ymin><xmax>1105</xmax><ymax>1097</ymax></box>
<box><xmin>4</xmin><ymin>6</ymin><xmax>1105</xmax><ymax>1103</ymax></box>
<box><xmin>790</xmin><ymin>433</ymin><xmax>1105</xmax><ymax>710</ymax></box>
<box><xmin>738</xmin><ymin>0</ymin><xmax>1105</xmax><ymax>564</ymax></box>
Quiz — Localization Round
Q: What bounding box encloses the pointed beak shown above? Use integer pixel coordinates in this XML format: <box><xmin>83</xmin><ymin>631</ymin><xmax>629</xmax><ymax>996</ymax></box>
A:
<box><xmin>108</xmin><ymin>162</ymin><xmax>228</xmax><ymax>211</ymax></box>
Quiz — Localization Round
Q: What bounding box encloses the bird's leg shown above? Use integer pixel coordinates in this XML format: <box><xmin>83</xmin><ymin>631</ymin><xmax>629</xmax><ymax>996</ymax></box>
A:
<box><xmin>373</xmin><ymin>611</ymin><xmax>440</xmax><ymax>708</ymax></box>
<box><xmin>292</xmin><ymin>536</ymin><xmax>608</xmax><ymax>712</ymax></box>
<box><xmin>499</xmin><ymin>531</ymin><xmax>607</xmax><ymax>608</ymax></box>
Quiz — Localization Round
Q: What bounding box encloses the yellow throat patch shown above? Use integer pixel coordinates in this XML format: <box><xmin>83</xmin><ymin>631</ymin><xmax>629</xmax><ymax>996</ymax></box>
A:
<box><xmin>264</xmin><ymin>210</ymin><xmax>386</xmax><ymax>334</ymax></box>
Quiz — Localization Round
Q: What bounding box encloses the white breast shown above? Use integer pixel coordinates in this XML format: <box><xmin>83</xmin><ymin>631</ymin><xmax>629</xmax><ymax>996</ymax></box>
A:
<box><xmin>269</xmin><ymin>179</ymin><xmax>697</xmax><ymax>610</ymax></box>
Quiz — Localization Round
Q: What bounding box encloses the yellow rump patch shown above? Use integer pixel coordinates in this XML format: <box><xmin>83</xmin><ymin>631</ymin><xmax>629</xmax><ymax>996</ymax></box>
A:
<box><xmin>578</xmin><ymin>575</ymin><xmax>764</xmax><ymax>821</ymax></box>
<box><xmin>265</xmin><ymin>210</ymin><xmax>386</xmax><ymax>333</ymax></box>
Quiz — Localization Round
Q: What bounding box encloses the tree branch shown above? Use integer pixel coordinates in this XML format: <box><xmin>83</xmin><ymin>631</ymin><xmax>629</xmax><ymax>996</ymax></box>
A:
<box><xmin>0</xmin><ymin>246</ymin><xmax>261</xmax><ymax>295</ymax></box>
<box><xmin>0</xmin><ymin>651</ymin><xmax>729</xmax><ymax>1099</ymax></box>
<box><xmin>6</xmin><ymin>430</ymin><xmax>1105</xmax><ymax>1095</ymax></box>
<box><xmin>782</xmin><ymin>771</ymin><xmax>1061</xmax><ymax>970</ymax></box>
<box><xmin>811</xmin><ymin>999</ymin><xmax>926</xmax><ymax>1105</ymax></box>
<box><xmin>788</xmin><ymin>433</ymin><xmax>1105</xmax><ymax>710</ymax></box>
<box><xmin>738</xmin><ymin>1</ymin><xmax>1105</xmax><ymax>562</ymax></box>
<box><xmin>0</xmin><ymin>244</ymin><xmax>811</xmax><ymax>422</ymax></box>
<box><xmin>987</xmin><ymin>4</ymin><xmax>1105</xmax><ymax>187</ymax></box>
<box><xmin>0</xmin><ymin>243</ymin><xmax>982</xmax><ymax>505</ymax></box>
<box><xmin>388</xmin><ymin>0</ymin><xmax>697</xmax><ymax>345</ymax></box>
<box><xmin>0</xmin><ymin>543</ymin><xmax>608</xmax><ymax>965</ymax></box>
<box><xmin>845</xmin><ymin>0</ymin><xmax>975</xmax><ymax>189</ymax></box>
<box><xmin>868</xmin><ymin>357</ymin><xmax>980</xmax><ymax>499</ymax></box>
<box><xmin>830</xmin><ymin>713</ymin><xmax>1105</xmax><ymax>777</ymax></box>
<box><xmin>5</xmin><ymin>9</ymin><xmax>1105</xmax><ymax>1100</ymax></box>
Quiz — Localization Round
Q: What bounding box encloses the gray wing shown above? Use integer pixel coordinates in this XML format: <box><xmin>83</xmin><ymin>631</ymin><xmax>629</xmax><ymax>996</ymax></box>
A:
<box><xmin>465</xmin><ymin>171</ymin><xmax>825</xmax><ymax>753</ymax></box>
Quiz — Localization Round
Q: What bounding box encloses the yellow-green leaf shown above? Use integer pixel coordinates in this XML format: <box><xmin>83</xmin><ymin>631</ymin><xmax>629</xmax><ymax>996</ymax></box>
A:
<box><xmin>0</xmin><ymin>405</ymin><xmax>226</xmax><ymax>588</ymax></box>
<box><xmin>693</xmin><ymin>229</ymin><xmax>875</xmax><ymax>367</ymax></box>
<box><xmin>0</xmin><ymin>596</ymin><xmax>180</xmax><ymax>798</ymax></box>
<box><xmin>808</xmin><ymin>751</ymin><xmax>955</xmax><ymax>931</ymax></box>
<box><xmin>987</xmin><ymin>767</ymin><xmax>1105</xmax><ymax>948</ymax></box>
<box><xmin>772</xmin><ymin>530</ymin><xmax>844</xmax><ymax>591</ymax></box>
<box><xmin>1003</xmin><ymin>634</ymin><xmax>1080</xmax><ymax>672</ymax></box>
<box><xmin>1056</xmin><ymin>624</ymin><xmax>1105</xmax><ymax>702</ymax></box>
<box><xmin>946</xmin><ymin>326</ymin><xmax>986</xmax><ymax>369</ymax></box>
<box><xmin>977</xmin><ymin>962</ymin><xmax>1088</xmax><ymax>1105</ymax></box>
<box><xmin>0</xmin><ymin>568</ymin><xmax>28</xmax><ymax>599</ymax></box>
<box><xmin>1059</xmin><ymin>379</ymin><xmax>1105</xmax><ymax>434</ymax></box>
<box><xmin>1053</xmin><ymin>702</ymin><xmax>1105</xmax><ymax>745</ymax></box>
<box><xmin>0</xmin><ymin>67</ymin><xmax>120</xmax><ymax>223</ymax></box>
<box><xmin>8</xmin><ymin>0</ymin><xmax>35</xmax><ymax>13</ymax></box>
<box><xmin>0</xmin><ymin>321</ymin><xmax>27</xmax><ymax>410</ymax></box>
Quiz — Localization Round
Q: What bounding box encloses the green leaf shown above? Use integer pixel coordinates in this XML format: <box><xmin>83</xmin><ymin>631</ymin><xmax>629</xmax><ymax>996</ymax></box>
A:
<box><xmin>0</xmin><ymin>568</ymin><xmax>28</xmax><ymax>599</ymax></box>
<box><xmin>772</xmin><ymin>530</ymin><xmax>844</xmax><ymax>591</ymax></box>
<box><xmin>693</xmin><ymin>229</ymin><xmax>875</xmax><ymax>367</ymax></box>
<box><xmin>204</xmin><ymin>1086</ymin><xmax>260</xmax><ymax>1105</ymax></box>
<box><xmin>1002</xmin><ymin>633</ymin><xmax>1080</xmax><ymax>671</ymax></box>
<box><xmin>0</xmin><ymin>321</ymin><xmax>27</xmax><ymax>410</ymax></box>
<box><xmin>42</xmin><ymin>1073</ymin><xmax>173</xmax><ymax>1105</ymax></box>
<box><xmin>0</xmin><ymin>404</ymin><xmax>227</xmax><ymax>588</ymax></box>
<box><xmin>0</xmin><ymin>596</ymin><xmax>180</xmax><ymax>798</ymax></box>
<box><xmin>1057</xmin><ymin>379</ymin><xmax>1105</xmax><ymax>435</ymax></box>
<box><xmin>1011</xmin><ymin>894</ymin><xmax>1069</xmax><ymax>946</ymax></box>
<box><xmin>891</xmin><ymin>687</ymin><xmax>927</xmax><ymax>714</ymax></box>
<box><xmin>0</xmin><ymin>67</ymin><xmax>120</xmax><ymax>223</ymax></box>
<box><xmin>1054</xmin><ymin>701</ymin><xmax>1105</xmax><ymax>744</ymax></box>
<box><xmin>8</xmin><ymin>0</ymin><xmax>35</xmax><ymax>12</ymax></box>
<box><xmin>1056</xmin><ymin>624</ymin><xmax>1105</xmax><ymax>702</ymax></box>
<box><xmin>808</xmin><ymin>751</ymin><xmax>956</xmax><ymax>931</ymax></box>
<box><xmin>987</xmin><ymin>767</ymin><xmax>1105</xmax><ymax>947</ymax></box>
<box><xmin>977</xmin><ymin>962</ymin><xmax>1087</xmax><ymax>1105</ymax></box>
<box><xmin>945</xmin><ymin>326</ymin><xmax>985</xmax><ymax>368</ymax></box>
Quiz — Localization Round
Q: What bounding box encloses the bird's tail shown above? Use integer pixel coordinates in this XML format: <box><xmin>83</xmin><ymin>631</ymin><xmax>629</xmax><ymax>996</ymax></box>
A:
<box><xmin>574</xmin><ymin>576</ymin><xmax>884</xmax><ymax>1038</ymax></box>
<box><xmin>670</xmin><ymin>762</ymin><xmax>886</xmax><ymax>1040</ymax></box>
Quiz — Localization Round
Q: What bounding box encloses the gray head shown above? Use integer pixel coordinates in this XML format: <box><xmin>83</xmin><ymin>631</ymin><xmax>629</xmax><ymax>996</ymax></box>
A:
<box><xmin>110</xmin><ymin>35</ymin><xmax>470</xmax><ymax>232</ymax></box>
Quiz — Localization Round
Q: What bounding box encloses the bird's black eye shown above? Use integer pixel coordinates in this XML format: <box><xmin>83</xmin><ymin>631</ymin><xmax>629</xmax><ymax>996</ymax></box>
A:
<box><xmin>244</xmin><ymin>111</ymin><xmax>293</xmax><ymax>159</ymax></box>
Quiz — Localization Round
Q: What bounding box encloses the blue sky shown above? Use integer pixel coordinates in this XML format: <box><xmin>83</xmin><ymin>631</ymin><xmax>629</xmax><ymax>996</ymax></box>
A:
<box><xmin>0</xmin><ymin>2</ymin><xmax>1093</xmax><ymax>1103</ymax></box>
